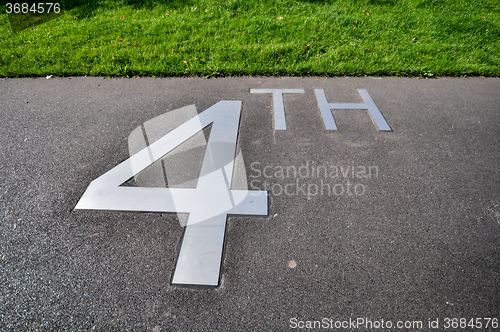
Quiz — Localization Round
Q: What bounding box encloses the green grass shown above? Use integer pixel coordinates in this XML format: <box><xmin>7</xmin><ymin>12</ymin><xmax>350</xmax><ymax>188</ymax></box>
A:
<box><xmin>0</xmin><ymin>0</ymin><xmax>499</xmax><ymax>77</ymax></box>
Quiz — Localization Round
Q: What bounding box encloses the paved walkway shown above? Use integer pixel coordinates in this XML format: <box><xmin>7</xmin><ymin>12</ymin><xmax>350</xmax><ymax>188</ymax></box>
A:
<box><xmin>1</xmin><ymin>77</ymin><xmax>499</xmax><ymax>331</ymax></box>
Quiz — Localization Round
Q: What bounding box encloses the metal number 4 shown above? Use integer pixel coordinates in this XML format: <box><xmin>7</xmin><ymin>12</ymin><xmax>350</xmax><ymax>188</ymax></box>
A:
<box><xmin>75</xmin><ymin>101</ymin><xmax>268</xmax><ymax>286</ymax></box>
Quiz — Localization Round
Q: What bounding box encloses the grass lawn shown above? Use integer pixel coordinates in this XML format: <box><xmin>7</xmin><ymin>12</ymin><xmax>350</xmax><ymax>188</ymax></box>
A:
<box><xmin>0</xmin><ymin>0</ymin><xmax>499</xmax><ymax>77</ymax></box>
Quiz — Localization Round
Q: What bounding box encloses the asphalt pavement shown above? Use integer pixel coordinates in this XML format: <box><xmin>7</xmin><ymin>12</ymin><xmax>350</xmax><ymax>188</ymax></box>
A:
<box><xmin>1</xmin><ymin>76</ymin><xmax>499</xmax><ymax>331</ymax></box>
